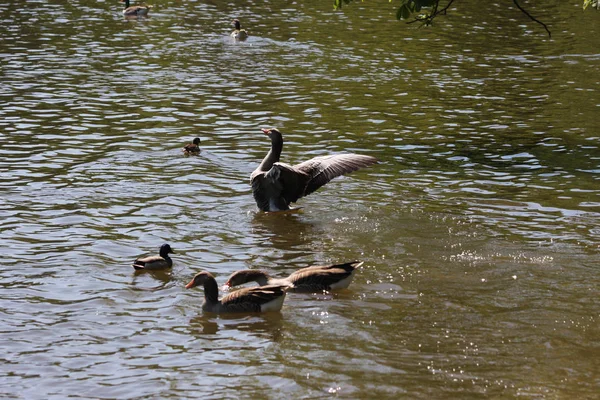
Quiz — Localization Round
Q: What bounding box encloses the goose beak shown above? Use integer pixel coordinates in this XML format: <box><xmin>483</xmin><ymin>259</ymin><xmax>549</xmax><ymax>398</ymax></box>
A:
<box><xmin>185</xmin><ymin>280</ymin><xmax>196</xmax><ymax>289</ymax></box>
<box><xmin>261</xmin><ymin>128</ymin><xmax>270</xmax><ymax>135</ymax></box>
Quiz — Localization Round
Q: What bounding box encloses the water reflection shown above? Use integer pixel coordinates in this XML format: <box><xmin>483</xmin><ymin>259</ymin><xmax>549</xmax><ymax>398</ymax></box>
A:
<box><xmin>188</xmin><ymin>313</ymin><xmax>284</xmax><ymax>341</ymax></box>
<box><xmin>130</xmin><ymin>269</ymin><xmax>173</xmax><ymax>289</ymax></box>
<box><xmin>250</xmin><ymin>211</ymin><xmax>320</xmax><ymax>254</ymax></box>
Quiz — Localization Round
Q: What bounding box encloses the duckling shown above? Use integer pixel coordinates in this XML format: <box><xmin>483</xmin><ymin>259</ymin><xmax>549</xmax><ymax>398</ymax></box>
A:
<box><xmin>120</xmin><ymin>0</ymin><xmax>152</xmax><ymax>17</ymax></box>
<box><xmin>182</xmin><ymin>137</ymin><xmax>201</xmax><ymax>155</ymax></box>
<box><xmin>132</xmin><ymin>244</ymin><xmax>175</xmax><ymax>270</ymax></box>
<box><xmin>230</xmin><ymin>19</ymin><xmax>248</xmax><ymax>40</ymax></box>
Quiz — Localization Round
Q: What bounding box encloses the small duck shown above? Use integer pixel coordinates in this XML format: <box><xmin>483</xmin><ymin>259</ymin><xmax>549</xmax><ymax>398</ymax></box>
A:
<box><xmin>120</xmin><ymin>0</ymin><xmax>152</xmax><ymax>17</ymax></box>
<box><xmin>230</xmin><ymin>19</ymin><xmax>248</xmax><ymax>40</ymax></box>
<box><xmin>182</xmin><ymin>137</ymin><xmax>201</xmax><ymax>155</ymax></box>
<box><xmin>225</xmin><ymin>261</ymin><xmax>363</xmax><ymax>293</ymax></box>
<box><xmin>132</xmin><ymin>243</ymin><xmax>175</xmax><ymax>270</ymax></box>
<box><xmin>185</xmin><ymin>271</ymin><xmax>288</xmax><ymax>313</ymax></box>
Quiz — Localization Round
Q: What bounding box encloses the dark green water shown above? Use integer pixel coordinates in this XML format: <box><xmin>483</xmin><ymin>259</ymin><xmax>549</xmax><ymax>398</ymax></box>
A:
<box><xmin>0</xmin><ymin>0</ymin><xmax>598</xmax><ymax>398</ymax></box>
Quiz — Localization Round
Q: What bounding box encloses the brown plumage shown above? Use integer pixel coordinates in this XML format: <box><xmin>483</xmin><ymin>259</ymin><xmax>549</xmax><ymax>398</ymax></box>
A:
<box><xmin>182</xmin><ymin>137</ymin><xmax>200</xmax><ymax>155</ymax></box>
<box><xmin>225</xmin><ymin>261</ymin><xmax>363</xmax><ymax>293</ymax></box>
<box><xmin>120</xmin><ymin>0</ymin><xmax>152</xmax><ymax>16</ymax></box>
<box><xmin>132</xmin><ymin>243</ymin><xmax>175</xmax><ymax>270</ymax></box>
<box><xmin>185</xmin><ymin>271</ymin><xmax>288</xmax><ymax>313</ymax></box>
<box><xmin>250</xmin><ymin>128</ymin><xmax>377</xmax><ymax>211</ymax></box>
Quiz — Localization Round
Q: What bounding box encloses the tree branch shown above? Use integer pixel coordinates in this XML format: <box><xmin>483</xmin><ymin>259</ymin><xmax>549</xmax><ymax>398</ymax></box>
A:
<box><xmin>513</xmin><ymin>0</ymin><xmax>551</xmax><ymax>38</ymax></box>
<box><xmin>406</xmin><ymin>0</ymin><xmax>455</xmax><ymax>26</ymax></box>
<box><xmin>436</xmin><ymin>0</ymin><xmax>455</xmax><ymax>16</ymax></box>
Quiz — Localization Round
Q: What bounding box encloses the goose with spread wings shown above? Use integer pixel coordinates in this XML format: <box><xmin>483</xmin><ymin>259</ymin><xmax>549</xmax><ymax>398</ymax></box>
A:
<box><xmin>250</xmin><ymin>128</ymin><xmax>377</xmax><ymax>212</ymax></box>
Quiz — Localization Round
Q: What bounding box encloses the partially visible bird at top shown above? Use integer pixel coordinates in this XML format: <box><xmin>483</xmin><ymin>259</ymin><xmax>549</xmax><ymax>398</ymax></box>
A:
<box><xmin>231</xmin><ymin>19</ymin><xmax>248</xmax><ymax>40</ymax></box>
<box><xmin>250</xmin><ymin>128</ymin><xmax>378</xmax><ymax>212</ymax></box>
<box><xmin>182</xmin><ymin>138</ymin><xmax>201</xmax><ymax>156</ymax></box>
<box><xmin>120</xmin><ymin>0</ymin><xmax>152</xmax><ymax>17</ymax></box>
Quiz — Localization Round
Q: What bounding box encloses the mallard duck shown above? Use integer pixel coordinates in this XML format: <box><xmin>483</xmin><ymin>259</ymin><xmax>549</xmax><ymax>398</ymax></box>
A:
<box><xmin>251</xmin><ymin>128</ymin><xmax>378</xmax><ymax>211</ymax></box>
<box><xmin>185</xmin><ymin>271</ymin><xmax>288</xmax><ymax>313</ymax></box>
<box><xmin>230</xmin><ymin>19</ymin><xmax>248</xmax><ymax>40</ymax></box>
<box><xmin>182</xmin><ymin>137</ymin><xmax>201</xmax><ymax>155</ymax></box>
<box><xmin>132</xmin><ymin>243</ymin><xmax>175</xmax><ymax>270</ymax></box>
<box><xmin>120</xmin><ymin>0</ymin><xmax>152</xmax><ymax>17</ymax></box>
<box><xmin>225</xmin><ymin>261</ymin><xmax>363</xmax><ymax>293</ymax></box>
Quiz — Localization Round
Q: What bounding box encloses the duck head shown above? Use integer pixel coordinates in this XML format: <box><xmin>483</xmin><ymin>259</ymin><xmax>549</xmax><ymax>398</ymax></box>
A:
<box><xmin>159</xmin><ymin>243</ymin><xmax>175</xmax><ymax>257</ymax></box>
<box><xmin>261</xmin><ymin>128</ymin><xmax>282</xmax><ymax>140</ymax></box>
<box><xmin>185</xmin><ymin>271</ymin><xmax>215</xmax><ymax>289</ymax></box>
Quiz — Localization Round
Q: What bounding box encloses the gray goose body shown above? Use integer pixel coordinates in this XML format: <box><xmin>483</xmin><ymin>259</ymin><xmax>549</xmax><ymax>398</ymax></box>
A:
<box><xmin>250</xmin><ymin>128</ymin><xmax>377</xmax><ymax>212</ymax></box>
<box><xmin>225</xmin><ymin>261</ymin><xmax>363</xmax><ymax>293</ymax></box>
<box><xmin>185</xmin><ymin>271</ymin><xmax>288</xmax><ymax>313</ymax></box>
<box><xmin>132</xmin><ymin>243</ymin><xmax>175</xmax><ymax>270</ymax></box>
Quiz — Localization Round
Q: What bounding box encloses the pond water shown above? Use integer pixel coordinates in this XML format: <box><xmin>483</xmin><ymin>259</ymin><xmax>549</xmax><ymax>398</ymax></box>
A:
<box><xmin>0</xmin><ymin>0</ymin><xmax>598</xmax><ymax>398</ymax></box>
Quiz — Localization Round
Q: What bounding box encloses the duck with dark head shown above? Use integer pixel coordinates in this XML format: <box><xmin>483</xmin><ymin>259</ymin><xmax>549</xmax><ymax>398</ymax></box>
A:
<box><xmin>182</xmin><ymin>137</ymin><xmax>201</xmax><ymax>155</ymax></box>
<box><xmin>231</xmin><ymin>19</ymin><xmax>248</xmax><ymax>40</ymax></box>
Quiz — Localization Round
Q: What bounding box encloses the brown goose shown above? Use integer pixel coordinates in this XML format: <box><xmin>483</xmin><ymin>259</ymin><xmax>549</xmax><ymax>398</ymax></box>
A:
<box><xmin>120</xmin><ymin>0</ymin><xmax>152</xmax><ymax>17</ymax></box>
<box><xmin>132</xmin><ymin>243</ymin><xmax>175</xmax><ymax>270</ymax></box>
<box><xmin>182</xmin><ymin>137</ymin><xmax>200</xmax><ymax>155</ymax></box>
<box><xmin>185</xmin><ymin>271</ymin><xmax>288</xmax><ymax>313</ymax></box>
<box><xmin>225</xmin><ymin>261</ymin><xmax>363</xmax><ymax>293</ymax></box>
<box><xmin>250</xmin><ymin>128</ymin><xmax>377</xmax><ymax>212</ymax></box>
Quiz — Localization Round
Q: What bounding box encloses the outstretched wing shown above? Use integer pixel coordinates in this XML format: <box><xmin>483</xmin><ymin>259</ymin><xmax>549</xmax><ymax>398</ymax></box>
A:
<box><xmin>293</xmin><ymin>154</ymin><xmax>377</xmax><ymax>197</ymax></box>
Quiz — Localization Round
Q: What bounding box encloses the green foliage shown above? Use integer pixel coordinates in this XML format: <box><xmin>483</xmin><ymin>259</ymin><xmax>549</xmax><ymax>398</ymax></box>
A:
<box><xmin>334</xmin><ymin>0</ymin><xmax>438</xmax><ymax>19</ymax></box>
<box><xmin>583</xmin><ymin>0</ymin><xmax>599</xmax><ymax>9</ymax></box>
<box><xmin>396</xmin><ymin>0</ymin><xmax>438</xmax><ymax>20</ymax></box>
<box><xmin>333</xmin><ymin>0</ymin><xmax>355</xmax><ymax>10</ymax></box>
<box><xmin>334</xmin><ymin>0</ymin><xmax>442</xmax><ymax>23</ymax></box>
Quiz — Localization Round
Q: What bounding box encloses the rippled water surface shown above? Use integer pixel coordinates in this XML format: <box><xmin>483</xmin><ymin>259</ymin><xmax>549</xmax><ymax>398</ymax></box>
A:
<box><xmin>1</xmin><ymin>0</ymin><xmax>599</xmax><ymax>398</ymax></box>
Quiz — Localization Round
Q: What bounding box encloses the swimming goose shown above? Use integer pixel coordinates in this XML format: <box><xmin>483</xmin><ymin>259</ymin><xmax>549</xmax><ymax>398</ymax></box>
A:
<box><xmin>250</xmin><ymin>128</ymin><xmax>377</xmax><ymax>212</ymax></box>
<box><xmin>185</xmin><ymin>271</ymin><xmax>288</xmax><ymax>313</ymax></box>
<box><xmin>230</xmin><ymin>19</ymin><xmax>248</xmax><ymax>40</ymax></box>
<box><xmin>182</xmin><ymin>137</ymin><xmax>201</xmax><ymax>155</ymax></box>
<box><xmin>225</xmin><ymin>261</ymin><xmax>363</xmax><ymax>293</ymax></box>
<box><xmin>120</xmin><ymin>0</ymin><xmax>152</xmax><ymax>17</ymax></box>
<box><xmin>132</xmin><ymin>243</ymin><xmax>175</xmax><ymax>270</ymax></box>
